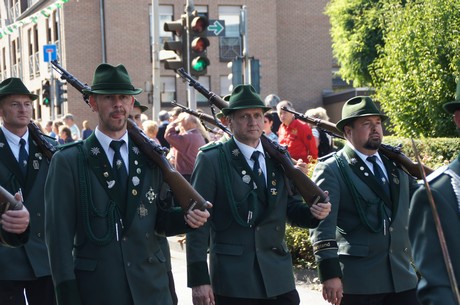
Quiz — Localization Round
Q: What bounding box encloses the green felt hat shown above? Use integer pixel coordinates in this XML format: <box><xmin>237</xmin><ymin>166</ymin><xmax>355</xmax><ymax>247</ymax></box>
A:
<box><xmin>443</xmin><ymin>81</ymin><xmax>460</xmax><ymax>114</ymax></box>
<box><xmin>221</xmin><ymin>85</ymin><xmax>270</xmax><ymax>116</ymax></box>
<box><xmin>82</xmin><ymin>63</ymin><xmax>143</xmax><ymax>95</ymax></box>
<box><xmin>336</xmin><ymin>96</ymin><xmax>388</xmax><ymax>131</ymax></box>
<box><xmin>134</xmin><ymin>98</ymin><xmax>148</xmax><ymax>113</ymax></box>
<box><xmin>0</xmin><ymin>78</ymin><xmax>38</xmax><ymax>100</ymax></box>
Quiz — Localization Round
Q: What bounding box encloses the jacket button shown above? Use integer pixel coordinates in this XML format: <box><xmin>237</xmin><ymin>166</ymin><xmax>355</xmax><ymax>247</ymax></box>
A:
<box><xmin>127</xmin><ymin>262</ymin><xmax>131</xmax><ymax>267</ymax></box>
<box><xmin>148</xmin><ymin>257</ymin><xmax>154</xmax><ymax>263</ymax></box>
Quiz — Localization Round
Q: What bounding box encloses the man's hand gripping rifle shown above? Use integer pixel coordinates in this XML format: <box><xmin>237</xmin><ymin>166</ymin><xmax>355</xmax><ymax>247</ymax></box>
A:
<box><xmin>50</xmin><ymin>61</ymin><xmax>211</xmax><ymax>212</ymax></box>
<box><xmin>176</xmin><ymin>67</ymin><xmax>329</xmax><ymax>206</ymax></box>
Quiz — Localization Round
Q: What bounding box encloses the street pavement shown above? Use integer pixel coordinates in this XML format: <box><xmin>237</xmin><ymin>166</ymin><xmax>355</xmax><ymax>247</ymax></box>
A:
<box><xmin>168</xmin><ymin>237</ymin><xmax>329</xmax><ymax>305</ymax></box>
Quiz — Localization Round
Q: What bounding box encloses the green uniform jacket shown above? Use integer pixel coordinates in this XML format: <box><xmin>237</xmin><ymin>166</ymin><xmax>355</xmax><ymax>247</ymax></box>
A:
<box><xmin>186</xmin><ymin>138</ymin><xmax>320</xmax><ymax>299</ymax></box>
<box><xmin>409</xmin><ymin>157</ymin><xmax>460</xmax><ymax>305</ymax></box>
<box><xmin>45</xmin><ymin>134</ymin><xmax>189</xmax><ymax>305</ymax></box>
<box><xmin>309</xmin><ymin>144</ymin><xmax>418</xmax><ymax>294</ymax></box>
<box><xmin>0</xmin><ymin>129</ymin><xmax>52</xmax><ymax>277</ymax></box>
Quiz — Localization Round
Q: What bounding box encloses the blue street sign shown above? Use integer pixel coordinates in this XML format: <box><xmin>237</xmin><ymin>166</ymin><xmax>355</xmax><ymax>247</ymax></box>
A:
<box><xmin>207</xmin><ymin>20</ymin><xmax>225</xmax><ymax>37</ymax></box>
<box><xmin>43</xmin><ymin>44</ymin><xmax>57</xmax><ymax>62</ymax></box>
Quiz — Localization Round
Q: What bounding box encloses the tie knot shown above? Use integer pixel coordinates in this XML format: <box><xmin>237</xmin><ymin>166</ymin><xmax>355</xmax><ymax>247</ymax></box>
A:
<box><xmin>110</xmin><ymin>140</ymin><xmax>125</xmax><ymax>152</ymax></box>
<box><xmin>251</xmin><ymin>151</ymin><xmax>261</xmax><ymax>161</ymax></box>
<box><xmin>367</xmin><ymin>155</ymin><xmax>377</xmax><ymax>163</ymax></box>
<box><xmin>19</xmin><ymin>138</ymin><xmax>26</xmax><ymax>147</ymax></box>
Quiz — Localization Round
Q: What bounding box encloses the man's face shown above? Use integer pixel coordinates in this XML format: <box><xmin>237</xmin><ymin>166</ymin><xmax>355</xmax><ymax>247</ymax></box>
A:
<box><xmin>344</xmin><ymin>116</ymin><xmax>383</xmax><ymax>153</ymax></box>
<box><xmin>277</xmin><ymin>107</ymin><xmax>294</xmax><ymax>125</ymax></box>
<box><xmin>130</xmin><ymin>107</ymin><xmax>142</xmax><ymax>128</ymax></box>
<box><xmin>228</xmin><ymin>108</ymin><xmax>264</xmax><ymax>147</ymax></box>
<box><xmin>89</xmin><ymin>94</ymin><xmax>134</xmax><ymax>136</ymax></box>
<box><xmin>0</xmin><ymin>95</ymin><xmax>33</xmax><ymax>132</ymax></box>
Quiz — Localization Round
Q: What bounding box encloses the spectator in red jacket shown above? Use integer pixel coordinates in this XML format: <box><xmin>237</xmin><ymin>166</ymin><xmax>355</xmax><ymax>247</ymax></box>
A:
<box><xmin>277</xmin><ymin>100</ymin><xmax>318</xmax><ymax>163</ymax></box>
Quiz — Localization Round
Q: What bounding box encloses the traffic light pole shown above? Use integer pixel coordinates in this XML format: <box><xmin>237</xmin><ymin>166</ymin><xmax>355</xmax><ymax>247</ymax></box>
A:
<box><xmin>240</xmin><ymin>5</ymin><xmax>249</xmax><ymax>85</ymax></box>
<box><xmin>49</xmin><ymin>62</ymin><xmax>55</xmax><ymax>120</ymax></box>
<box><xmin>185</xmin><ymin>0</ymin><xmax>196</xmax><ymax>110</ymax></box>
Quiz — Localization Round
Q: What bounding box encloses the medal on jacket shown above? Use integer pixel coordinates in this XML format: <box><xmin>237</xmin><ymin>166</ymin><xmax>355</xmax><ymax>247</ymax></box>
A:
<box><xmin>138</xmin><ymin>204</ymin><xmax>148</xmax><ymax>218</ymax></box>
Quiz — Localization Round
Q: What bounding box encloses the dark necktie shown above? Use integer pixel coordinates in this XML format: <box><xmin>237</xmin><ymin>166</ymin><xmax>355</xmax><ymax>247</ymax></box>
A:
<box><xmin>18</xmin><ymin>138</ymin><xmax>28</xmax><ymax>177</ymax></box>
<box><xmin>251</xmin><ymin>151</ymin><xmax>266</xmax><ymax>190</ymax></box>
<box><xmin>367</xmin><ymin>155</ymin><xmax>390</xmax><ymax>195</ymax></box>
<box><xmin>110</xmin><ymin>140</ymin><xmax>128</xmax><ymax>199</ymax></box>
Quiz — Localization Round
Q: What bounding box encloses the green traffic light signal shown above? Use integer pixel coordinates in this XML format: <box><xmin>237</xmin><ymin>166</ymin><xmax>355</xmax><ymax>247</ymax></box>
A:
<box><xmin>191</xmin><ymin>57</ymin><xmax>210</xmax><ymax>73</ymax></box>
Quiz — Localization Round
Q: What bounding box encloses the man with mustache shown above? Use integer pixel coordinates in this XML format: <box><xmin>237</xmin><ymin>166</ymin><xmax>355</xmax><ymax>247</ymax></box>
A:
<box><xmin>309</xmin><ymin>96</ymin><xmax>420</xmax><ymax>305</ymax></box>
<box><xmin>45</xmin><ymin>63</ymin><xmax>211</xmax><ymax>305</ymax></box>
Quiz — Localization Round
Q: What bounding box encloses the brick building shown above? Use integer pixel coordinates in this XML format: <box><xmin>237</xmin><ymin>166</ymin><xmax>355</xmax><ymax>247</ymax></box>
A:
<box><xmin>0</xmin><ymin>0</ymin><xmax>334</xmax><ymax>128</ymax></box>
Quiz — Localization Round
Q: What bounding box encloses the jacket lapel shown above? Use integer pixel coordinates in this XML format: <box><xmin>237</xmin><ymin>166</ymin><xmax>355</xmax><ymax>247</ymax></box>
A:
<box><xmin>343</xmin><ymin>145</ymin><xmax>393</xmax><ymax>209</ymax></box>
<box><xmin>224</xmin><ymin>139</ymin><xmax>267</xmax><ymax>202</ymax></box>
<box><xmin>84</xmin><ymin>134</ymin><xmax>120</xmax><ymax>204</ymax></box>
<box><xmin>0</xmin><ymin>130</ymin><xmax>25</xmax><ymax>186</ymax></box>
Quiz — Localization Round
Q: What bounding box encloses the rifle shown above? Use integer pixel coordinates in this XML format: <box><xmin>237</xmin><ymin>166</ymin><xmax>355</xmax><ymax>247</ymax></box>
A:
<box><xmin>27</xmin><ymin>121</ymin><xmax>57</xmax><ymax>161</ymax></box>
<box><xmin>176</xmin><ymin>67</ymin><xmax>329</xmax><ymax>206</ymax></box>
<box><xmin>170</xmin><ymin>101</ymin><xmax>232</xmax><ymax>136</ymax></box>
<box><xmin>0</xmin><ymin>185</ymin><xmax>23</xmax><ymax>211</ymax></box>
<box><xmin>281</xmin><ymin>107</ymin><xmax>434</xmax><ymax>179</ymax></box>
<box><xmin>50</xmin><ymin>61</ymin><xmax>210</xmax><ymax>212</ymax></box>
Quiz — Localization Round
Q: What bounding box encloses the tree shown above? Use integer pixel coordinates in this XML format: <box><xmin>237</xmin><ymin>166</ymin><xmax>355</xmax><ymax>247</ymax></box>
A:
<box><xmin>327</xmin><ymin>0</ymin><xmax>460</xmax><ymax>137</ymax></box>
<box><xmin>371</xmin><ymin>0</ymin><xmax>460</xmax><ymax>137</ymax></box>
<box><xmin>325</xmin><ymin>0</ymin><xmax>384</xmax><ymax>87</ymax></box>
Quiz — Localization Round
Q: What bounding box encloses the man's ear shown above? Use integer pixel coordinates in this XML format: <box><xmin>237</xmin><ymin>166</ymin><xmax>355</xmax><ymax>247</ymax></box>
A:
<box><xmin>88</xmin><ymin>95</ymin><xmax>97</xmax><ymax>112</ymax></box>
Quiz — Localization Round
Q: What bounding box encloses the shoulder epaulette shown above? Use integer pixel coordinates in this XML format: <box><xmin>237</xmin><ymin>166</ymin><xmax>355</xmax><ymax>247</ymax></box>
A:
<box><xmin>200</xmin><ymin>141</ymin><xmax>222</xmax><ymax>151</ymax></box>
<box><xmin>318</xmin><ymin>151</ymin><xmax>335</xmax><ymax>162</ymax></box>
<box><xmin>57</xmin><ymin>140</ymin><xmax>84</xmax><ymax>150</ymax></box>
<box><xmin>419</xmin><ymin>165</ymin><xmax>448</xmax><ymax>184</ymax></box>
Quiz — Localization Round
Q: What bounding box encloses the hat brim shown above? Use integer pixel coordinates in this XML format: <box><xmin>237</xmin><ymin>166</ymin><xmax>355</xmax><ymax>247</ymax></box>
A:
<box><xmin>138</xmin><ymin>105</ymin><xmax>148</xmax><ymax>113</ymax></box>
<box><xmin>443</xmin><ymin>101</ymin><xmax>460</xmax><ymax>114</ymax></box>
<box><xmin>221</xmin><ymin>105</ymin><xmax>271</xmax><ymax>116</ymax></box>
<box><xmin>336</xmin><ymin>114</ymin><xmax>389</xmax><ymax>131</ymax></box>
<box><xmin>82</xmin><ymin>88</ymin><xmax>143</xmax><ymax>95</ymax></box>
<box><xmin>0</xmin><ymin>93</ymin><xmax>39</xmax><ymax>101</ymax></box>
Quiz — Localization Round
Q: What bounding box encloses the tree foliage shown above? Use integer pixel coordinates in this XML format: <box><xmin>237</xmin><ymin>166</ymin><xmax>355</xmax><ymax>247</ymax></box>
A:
<box><xmin>327</xmin><ymin>0</ymin><xmax>460</xmax><ymax>137</ymax></box>
<box><xmin>326</xmin><ymin>0</ymin><xmax>384</xmax><ymax>87</ymax></box>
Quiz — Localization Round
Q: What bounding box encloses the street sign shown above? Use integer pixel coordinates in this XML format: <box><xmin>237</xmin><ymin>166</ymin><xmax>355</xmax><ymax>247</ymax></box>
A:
<box><xmin>43</xmin><ymin>44</ymin><xmax>57</xmax><ymax>62</ymax></box>
<box><xmin>207</xmin><ymin>19</ymin><xmax>225</xmax><ymax>37</ymax></box>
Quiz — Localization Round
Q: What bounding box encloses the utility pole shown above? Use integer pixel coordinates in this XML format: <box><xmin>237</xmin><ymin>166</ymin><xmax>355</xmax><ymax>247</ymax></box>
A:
<box><xmin>151</xmin><ymin>0</ymin><xmax>160</xmax><ymax>121</ymax></box>
<box><xmin>240</xmin><ymin>5</ymin><xmax>249</xmax><ymax>84</ymax></box>
<box><xmin>186</xmin><ymin>0</ymin><xmax>196</xmax><ymax>110</ymax></box>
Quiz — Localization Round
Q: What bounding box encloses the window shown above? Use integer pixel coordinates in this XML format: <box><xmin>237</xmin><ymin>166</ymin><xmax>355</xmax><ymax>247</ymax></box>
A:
<box><xmin>160</xmin><ymin>76</ymin><xmax>176</xmax><ymax>104</ymax></box>
<box><xmin>159</xmin><ymin>5</ymin><xmax>174</xmax><ymax>45</ymax></box>
<box><xmin>220</xmin><ymin>76</ymin><xmax>232</xmax><ymax>97</ymax></box>
<box><xmin>218</xmin><ymin>6</ymin><xmax>242</xmax><ymax>61</ymax></box>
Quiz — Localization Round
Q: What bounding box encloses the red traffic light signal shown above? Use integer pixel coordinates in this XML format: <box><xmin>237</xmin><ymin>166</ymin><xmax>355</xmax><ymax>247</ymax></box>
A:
<box><xmin>189</xmin><ymin>12</ymin><xmax>210</xmax><ymax>77</ymax></box>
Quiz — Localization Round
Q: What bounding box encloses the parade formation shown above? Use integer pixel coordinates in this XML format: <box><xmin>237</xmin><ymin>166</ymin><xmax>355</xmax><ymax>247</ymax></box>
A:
<box><xmin>1</xmin><ymin>1</ymin><xmax>460</xmax><ymax>305</ymax></box>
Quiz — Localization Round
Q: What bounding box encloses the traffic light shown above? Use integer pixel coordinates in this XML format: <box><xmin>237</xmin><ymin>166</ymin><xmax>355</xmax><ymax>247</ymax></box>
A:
<box><xmin>162</xmin><ymin>14</ymin><xmax>187</xmax><ymax>71</ymax></box>
<box><xmin>227</xmin><ymin>58</ymin><xmax>243</xmax><ymax>91</ymax></box>
<box><xmin>188</xmin><ymin>11</ymin><xmax>209</xmax><ymax>77</ymax></box>
<box><xmin>42</xmin><ymin>80</ymin><xmax>50</xmax><ymax>106</ymax></box>
<box><xmin>56</xmin><ymin>80</ymin><xmax>67</xmax><ymax>106</ymax></box>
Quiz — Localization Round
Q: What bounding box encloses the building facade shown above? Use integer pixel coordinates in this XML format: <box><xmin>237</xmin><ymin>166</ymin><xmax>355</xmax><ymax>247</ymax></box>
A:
<box><xmin>0</xmin><ymin>0</ymin><xmax>333</xmax><ymax>127</ymax></box>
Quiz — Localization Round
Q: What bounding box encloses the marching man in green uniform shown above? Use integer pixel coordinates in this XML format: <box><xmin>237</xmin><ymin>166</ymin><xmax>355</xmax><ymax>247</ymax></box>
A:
<box><xmin>409</xmin><ymin>82</ymin><xmax>460</xmax><ymax>305</ymax></box>
<box><xmin>0</xmin><ymin>77</ymin><xmax>56</xmax><ymax>304</ymax></box>
<box><xmin>186</xmin><ymin>84</ymin><xmax>331</xmax><ymax>305</ymax></box>
<box><xmin>309</xmin><ymin>96</ymin><xmax>420</xmax><ymax>305</ymax></box>
<box><xmin>45</xmin><ymin>63</ymin><xmax>211</xmax><ymax>305</ymax></box>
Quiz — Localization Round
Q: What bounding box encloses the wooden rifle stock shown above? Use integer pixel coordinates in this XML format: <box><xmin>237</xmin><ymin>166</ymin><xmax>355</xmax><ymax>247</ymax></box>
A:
<box><xmin>50</xmin><ymin>61</ymin><xmax>210</xmax><ymax>212</ymax></box>
<box><xmin>177</xmin><ymin>68</ymin><xmax>329</xmax><ymax>206</ymax></box>
<box><xmin>281</xmin><ymin>107</ymin><xmax>434</xmax><ymax>179</ymax></box>
<box><xmin>0</xmin><ymin>185</ymin><xmax>23</xmax><ymax>211</ymax></box>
